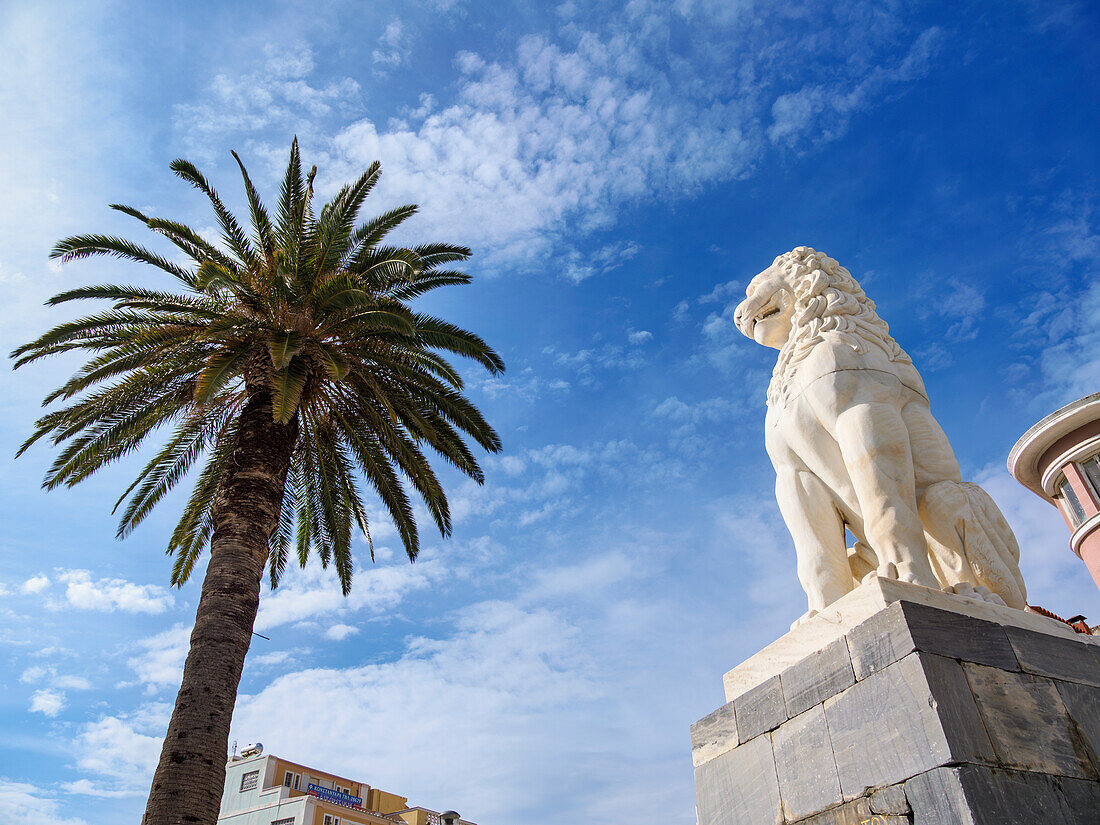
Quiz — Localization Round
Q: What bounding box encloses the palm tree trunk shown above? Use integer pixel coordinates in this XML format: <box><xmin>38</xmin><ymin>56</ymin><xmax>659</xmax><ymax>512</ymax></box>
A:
<box><xmin>142</xmin><ymin>386</ymin><xmax>298</xmax><ymax>825</ymax></box>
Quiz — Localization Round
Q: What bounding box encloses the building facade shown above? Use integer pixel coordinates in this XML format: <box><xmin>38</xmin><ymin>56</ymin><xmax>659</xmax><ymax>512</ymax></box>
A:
<box><xmin>217</xmin><ymin>751</ymin><xmax>474</xmax><ymax>825</ymax></box>
<box><xmin>1009</xmin><ymin>390</ymin><xmax>1100</xmax><ymax>591</ymax></box>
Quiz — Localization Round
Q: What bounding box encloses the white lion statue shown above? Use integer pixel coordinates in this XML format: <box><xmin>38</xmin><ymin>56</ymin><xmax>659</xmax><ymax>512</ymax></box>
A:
<box><xmin>734</xmin><ymin>246</ymin><xmax>1027</xmax><ymax>623</ymax></box>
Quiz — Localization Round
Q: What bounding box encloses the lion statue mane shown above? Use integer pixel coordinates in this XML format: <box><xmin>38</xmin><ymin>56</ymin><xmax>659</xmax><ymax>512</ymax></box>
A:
<box><xmin>735</xmin><ymin>246</ymin><xmax>1027</xmax><ymax>623</ymax></box>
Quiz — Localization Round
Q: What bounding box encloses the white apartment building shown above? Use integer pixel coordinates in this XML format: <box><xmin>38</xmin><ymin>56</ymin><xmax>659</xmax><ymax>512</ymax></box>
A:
<box><xmin>218</xmin><ymin>750</ymin><xmax>474</xmax><ymax>825</ymax></box>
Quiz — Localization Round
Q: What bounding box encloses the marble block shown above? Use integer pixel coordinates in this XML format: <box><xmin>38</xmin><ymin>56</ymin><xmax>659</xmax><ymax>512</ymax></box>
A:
<box><xmin>722</xmin><ymin>575</ymin><xmax>1091</xmax><ymax>703</ymax></box>
<box><xmin>694</xmin><ymin>589</ymin><xmax>1100</xmax><ymax>825</ymax></box>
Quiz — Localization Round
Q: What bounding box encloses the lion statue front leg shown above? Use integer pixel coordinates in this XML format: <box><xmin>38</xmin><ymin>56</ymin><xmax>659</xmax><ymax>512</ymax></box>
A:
<box><xmin>773</xmin><ymin>463</ymin><xmax>851</xmax><ymax>618</ymax></box>
<box><xmin>809</xmin><ymin>371</ymin><xmax>942</xmax><ymax>588</ymax></box>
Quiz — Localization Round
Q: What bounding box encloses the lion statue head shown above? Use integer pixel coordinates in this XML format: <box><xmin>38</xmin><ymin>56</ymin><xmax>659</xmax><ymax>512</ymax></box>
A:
<box><xmin>734</xmin><ymin>246</ymin><xmax>910</xmax><ymax>405</ymax></box>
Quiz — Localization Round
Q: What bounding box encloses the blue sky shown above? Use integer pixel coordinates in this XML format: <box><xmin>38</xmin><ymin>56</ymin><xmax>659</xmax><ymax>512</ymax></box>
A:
<box><xmin>1</xmin><ymin>1</ymin><xmax>1099</xmax><ymax>823</ymax></box>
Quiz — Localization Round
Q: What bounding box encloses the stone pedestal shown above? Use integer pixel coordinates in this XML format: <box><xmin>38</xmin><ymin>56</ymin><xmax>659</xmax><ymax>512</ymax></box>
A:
<box><xmin>691</xmin><ymin>578</ymin><xmax>1100</xmax><ymax>824</ymax></box>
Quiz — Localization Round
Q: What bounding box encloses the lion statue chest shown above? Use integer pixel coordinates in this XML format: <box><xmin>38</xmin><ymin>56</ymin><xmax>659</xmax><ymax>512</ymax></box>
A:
<box><xmin>763</xmin><ymin>331</ymin><xmax>932</xmax><ymax>529</ymax></box>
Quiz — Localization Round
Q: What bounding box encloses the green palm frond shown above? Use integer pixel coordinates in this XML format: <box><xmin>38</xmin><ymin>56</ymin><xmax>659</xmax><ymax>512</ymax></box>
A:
<box><xmin>14</xmin><ymin>140</ymin><xmax>504</xmax><ymax>593</ymax></box>
<box><xmin>50</xmin><ymin>234</ymin><xmax>195</xmax><ymax>285</ymax></box>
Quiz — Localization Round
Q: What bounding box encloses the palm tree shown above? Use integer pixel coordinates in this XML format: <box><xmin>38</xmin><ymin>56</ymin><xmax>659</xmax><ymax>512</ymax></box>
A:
<box><xmin>12</xmin><ymin>140</ymin><xmax>504</xmax><ymax>825</ymax></box>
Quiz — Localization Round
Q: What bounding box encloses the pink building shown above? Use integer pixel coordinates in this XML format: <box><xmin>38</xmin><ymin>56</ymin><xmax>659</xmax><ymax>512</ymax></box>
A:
<box><xmin>1009</xmin><ymin>391</ymin><xmax>1100</xmax><ymax>591</ymax></box>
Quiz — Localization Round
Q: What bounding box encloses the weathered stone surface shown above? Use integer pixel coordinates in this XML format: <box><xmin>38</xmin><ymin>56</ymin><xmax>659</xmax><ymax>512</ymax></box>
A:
<box><xmin>773</xmin><ymin>706</ymin><xmax>842</xmax><ymax>821</ymax></box>
<box><xmin>723</xmin><ymin>577</ymin><xmax>1081</xmax><ymax>703</ymax></box>
<box><xmin>1004</xmin><ymin>625</ymin><xmax>1100</xmax><ymax>686</ymax></box>
<box><xmin>735</xmin><ymin>675</ymin><xmax>787</xmax><ymax>742</ymax></box>
<box><xmin>695</xmin><ymin>732</ymin><xmax>782</xmax><ymax>825</ymax></box>
<box><xmin>867</xmin><ymin>784</ymin><xmax>909</xmax><ymax>815</ymax></box>
<box><xmin>1056</xmin><ymin>775</ymin><xmax>1100</xmax><ymax>825</ymax></box>
<box><xmin>825</xmin><ymin>652</ymin><xmax>994</xmax><ymax>798</ymax></box>
<box><xmin>692</xmin><ymin>701</ymin><xmax>739</xmax><ymax>768</ymax></box>
<box><xmin>962</xmin><ymin>662</ymin><xmax>1095</xmax><ymax>779</ymax></box>
<box><xmin>905</xmin><ymin>764</ymin><xmax>1074</xmax><ymax>825</ymax></box>
<box><xmin>1055</xmin><ymin>679</ymin><xmax>1100</xmax><ymax>774</ymax></box>
<box><xmin>791</xmin><ymin>796</ymin><xmax>905</xmax><ymax>825</ymax></box>
<box><xmin>920</xmin><ymin>651</ymin><xmax>998</xmax><ymax>765</ymax></box>
<box><xmin>781</xmin><ymin>637</ymin><xmax>855</xmax><ymax>717</ymax></box>
<box><xmin>846</xmin><ymin>600</ymin><xmax>1018</xmax><ymax>680</ymax></box>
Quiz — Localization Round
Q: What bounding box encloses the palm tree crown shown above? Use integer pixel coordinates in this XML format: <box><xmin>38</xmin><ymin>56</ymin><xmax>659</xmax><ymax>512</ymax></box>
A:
<box><xmin>14</xmin><ymin>139</ymin><xmax>504</xmax><ymax>592</ymax></box>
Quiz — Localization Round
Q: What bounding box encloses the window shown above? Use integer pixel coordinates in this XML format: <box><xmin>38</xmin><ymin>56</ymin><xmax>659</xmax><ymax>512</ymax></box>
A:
<box><xmin>323</xmin><ymin>816</ymin><xmax>341</xmax><ymax>825</ymax></box>
<box><xmin>272</xmin><ymin>819</ymin><xmax>296</xmax><ymax>825</ymax></box>
<box><xmin>1081</xmin><ymin>455</ymin><xmax>1100</xmax><ymax>503</ymax></box>
<box><xmin>240</xmin><ymin>771</ymin><xmax>259</xmax><ymax>792</ymax></box>
<box><xmin>283</xmin><ymin>771</ymin><xmax>302</xmax><ymax>791</ymax></box>
<box><xmin>1058</xmin><ymin>477</ymin><xmax>1087</xmax><ymax>526</ymax></box>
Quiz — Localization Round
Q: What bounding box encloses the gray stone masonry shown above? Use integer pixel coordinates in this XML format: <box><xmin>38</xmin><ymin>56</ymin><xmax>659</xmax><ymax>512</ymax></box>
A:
<box><xmin>845</xmin><ymin>600</ymin><xmax>1019</xmax><ymax>680</ymax></box>
<box><xmin>693</xmin><ymin>598</ymin><xmax>1100</xmax><ymax>825</ymax></box>
<box><xmin>692</xmin><ymin>700</ymin><xmax>739</xmax><ymax>767</ymax></box>
<box><xmin>781</xmin><ymin>637</ymin><xmax>855</xmax><ymax>717</ymax></box>
<box><xmin>734</xmin><ymin>675</ymin><xmax>786</xmax><ymax>742</ymax></box>
<box><xmin>772</xmin><ymin>706</ymin><xmax>842</xmax><ymax>821</ymax></box>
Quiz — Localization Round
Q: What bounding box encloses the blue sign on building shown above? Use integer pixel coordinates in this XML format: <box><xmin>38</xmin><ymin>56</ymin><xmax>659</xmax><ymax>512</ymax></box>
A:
<box><xmin>307</xmin><ymin>783</ymin><xmax>363</xmax><ymax>809</ymax></box>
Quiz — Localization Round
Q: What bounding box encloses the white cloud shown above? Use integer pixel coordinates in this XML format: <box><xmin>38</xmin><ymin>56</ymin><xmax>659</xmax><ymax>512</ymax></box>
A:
<box><xmin>543</xmin><ymin>338</ymin><xmax>649</xmax><ymax>385</ymax></box>
<box><xmin>165</xmin><ymin>8</ymin><xmax>946</xmax><ymax>280</ymax></box>
<box><xmin>29</xmin><ymin>688</ymin><xmax>65</xmax><ymax>717</ymax></box>
<box><xmin>127</xmin><ymin>625</ymin><xmax>190</xmax><ymax>691</ymax></box>
<box><xmin>652</xmin><ymin>396</ymin><xmax>737</xmax><ymax>425</ymax></box>
<box><xmin>562</xmin><ymin>241</ymin><xmax>641</xmax><ymax>283</ymax></box>
<box><xmin>699</xmin><ymin>300</ymin><xmax>759</xmax><ymax>372</ymax></box>
<box><xmin>20</xmin><ymin>574</ymin><xmax>49</xmax><ymax>594</ymax></box>
<box><xmin>323</xmin><ymin>31</ymin><xmax>754</xmax><ymax>275</ymax></box>
<box><xmin>496</xmin><ymin>455</ymin><xmax>527</xmax><ymax>476</ymax></box>
<box><xmin>67</xmin><ymin>704</ymin><xmax>169</xmax><ymax>797</ymax></box>
<box><xmin>372</xmin><ymin>19</ymin><xmax>411</xmax><ymax>68</ymax></box>
<box><xmin>250</xmin><ymin>650</ymin><xmax>293</xmax><ymax>669</ymax></box>
<box><xmin>0</xmin><ymin>780</ymin><xmax>89</xmax><ymax>825</ymax></box>
<box><xmin>173</xmin><ymin>46</ymin><xmax>361</xmax><ymax>159</ymax></box>
<box><xmin>914</xmin><ymin>278</ymin><xmax>987</xmax><ymax>347</ymax></box>
<box><xmin>58</xmin><ymin>780</ymin><xmax>137</xmax><ymax>799</ymax></box>
<box><xmin>54</xmin><ymin>675</ymin><xmax>92</xmax><ymax>690</ymax></box>
<box><xmin>255</xmin><ymin>557</ymin><xmax>441</xmax><ymax>633</ymax></box>
<box><xmin>697</xmin><ymin>279</ymin><xmax>743</xmax><ymax>305</ymax></box>
<box><xmin>767</xmin><ymin>27</ymin><xmax>945</xmax><ymax>148</ymax></box>
<box><xmin>524</xmin><ymin>551</ymin><xmax>635</xmax><ymax>602</ymax></box>
<box><xmin>473</xmin><ymin>367</ymin><xmax>569</xmax><ymax>402</ymax></box>
<box><xmin>324</xmin><ymin>623</ymin><xmax>359</xmax><ymax>641</ymax></box>
<box><xmin>53</xmin><ymin>570</ymin><xmax>173</xmax><ymax>614</ymax></box>
<box><xmin>20</xmin><ymin>665</ymin><xmax>48</xmax><ymax>684</ymax></box>
<box><xmin>1035</xmin><ymin>276</ymin><xmax>1100</xmax><ymax>407</ymax></box>
<box><xmin>19</xmin><ymin>665</ymin><xmax>90</xmax><ymax>691</ymax></box>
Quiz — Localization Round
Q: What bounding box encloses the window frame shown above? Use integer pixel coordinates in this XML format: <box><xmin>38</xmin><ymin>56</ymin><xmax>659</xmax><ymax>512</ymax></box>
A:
<box><xmin>239</xmin><ymin>770</ymin><xmax>259</xmax><ymax>792</ymax></box>
<box><xmin>1079</xmin><ymin>455</ymin><xmax>1100</xmax><ymax>503</ymax></box>
<box><xmin>1058</xmin><ymin>475</ymin><xmax>1087</xmax><ymax>526</ymax></box>
<box><xmin>282</xmin><ymin>770</ymin><xmax>302</xmax><ymax>791</ymax></box>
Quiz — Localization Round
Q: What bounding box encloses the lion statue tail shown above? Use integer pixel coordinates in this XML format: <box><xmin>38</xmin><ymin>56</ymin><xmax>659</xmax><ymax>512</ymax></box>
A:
<box><xmin>919</xmin><ymin>480</ymin><xmax>1028</xmax><ymax>609</ymax></box>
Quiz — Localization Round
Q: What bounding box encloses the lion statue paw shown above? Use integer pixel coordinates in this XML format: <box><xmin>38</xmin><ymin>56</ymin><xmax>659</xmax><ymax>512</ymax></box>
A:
<box><xmin>790</xmin><ymin>608</ymin><xmax>820</xmax><ymax>631</ymax></box>
<box><xmin>941</xmin><ymin>581</ymin><xmax>1007</xmax><ymax>607</ymax></box>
